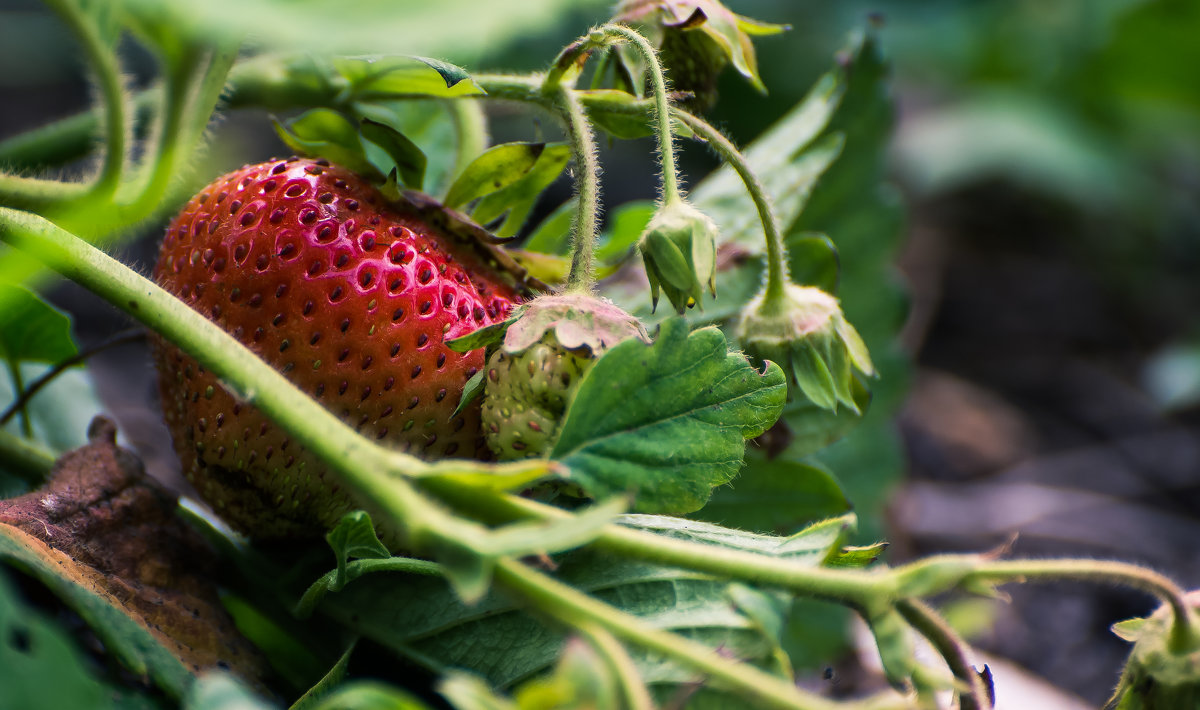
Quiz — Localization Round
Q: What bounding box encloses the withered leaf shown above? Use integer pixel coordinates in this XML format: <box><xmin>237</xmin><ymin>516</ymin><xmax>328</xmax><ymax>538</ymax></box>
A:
<box><xmin>0</xmin><ymin>417</ymin><xmax>266</xmax><ymax>698</ymax></box>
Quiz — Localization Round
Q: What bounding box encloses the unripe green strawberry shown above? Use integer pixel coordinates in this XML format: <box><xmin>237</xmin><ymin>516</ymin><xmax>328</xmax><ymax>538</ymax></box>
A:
<box><xmin>481</xmin><ymin>341</ymin><xmax>590</xmax><ymax>459</ymax></box>
<box><xmin>461</xmin><ymin>293</ymin><xmax>650</xmax><ymax>461</ymax></box>
<box><xmin>152</xmin><ymin>158</ymin><xmax>528</xmax><ymax>539</ymax></box>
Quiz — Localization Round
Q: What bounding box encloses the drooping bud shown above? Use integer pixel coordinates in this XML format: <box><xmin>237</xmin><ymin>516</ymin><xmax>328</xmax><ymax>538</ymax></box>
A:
<box><xmin>638</xmin><ymin>199</ymin><xmax>719</xmax><ymax>314</ymax></box>
<box><xmin>612</xmin><ymin>0</ymin><xmax>789</xmax><ymax>111</ymax></box>
<box><xmin>1108</xmin><ymin>592</ymin><xmax>1200</xmax><ymax>709</ymax></box>
<box><xmin>735</xmin><ymin>284</ymin><xmax>874</xmax><ymax>413</ymax></box>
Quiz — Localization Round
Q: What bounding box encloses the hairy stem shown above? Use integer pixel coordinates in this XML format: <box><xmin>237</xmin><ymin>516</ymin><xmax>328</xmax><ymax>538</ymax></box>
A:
<box><xmin>553</xmin><ymin>86</ymin><xmax>602</xmax><ymax>294</ymax></box>
<box><xmin>895</xmin><ymin>599</ymin><xmax>990</xmax><ymax>710</ymax></box>
<box><xmin>599</xmin><ymin>24</ymin><xmax>680</xmax><ymax>205</ymax></box>
<box><xmin>45</xmin><ymin>0</ymin><xmax>127</xmax><ymax>199</ymax></box>
<box><xmin>494</xmin><ymin>557</ymin><xmax>841</xmax><ymax>710</ymax></box>
<box><xmin>671</xmin><ymin>108</ymin><xmax>789</xmax><ymax>309</ymax></box>
<box><xmin>966</xmin><ymin>558</ymin><xmax>1200</xmax><ymax>653</ymax></box>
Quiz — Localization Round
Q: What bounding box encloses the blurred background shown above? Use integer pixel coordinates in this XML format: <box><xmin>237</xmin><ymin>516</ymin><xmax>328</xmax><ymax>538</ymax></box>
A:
<box><xmin>3</xmin><ymin>0</ymin><xmax>1200</xmax><ymax>705</ymax></box>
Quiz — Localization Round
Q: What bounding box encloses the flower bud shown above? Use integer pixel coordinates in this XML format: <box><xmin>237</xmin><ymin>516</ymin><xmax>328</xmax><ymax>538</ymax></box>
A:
<box><xmin>735</xmin><ymin>284</ymin><xmax>873</xmax><ymax>412</ymax></box>
<box><xmin>638</xmin><ymin>199</ymin><xmax>718</xmax><ymax>314</ymax></box>
<box><xmin>1109</xmin><ymin>592</ymin><xmax>1200</xmax><ymax>709</ymax></box>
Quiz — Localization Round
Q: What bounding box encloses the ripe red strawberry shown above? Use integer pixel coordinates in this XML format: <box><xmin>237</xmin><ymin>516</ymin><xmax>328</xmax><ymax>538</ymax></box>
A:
<box><xmin>152</xmin><ymin>157</ymin><xmax>527</xmax><ymax>539</ymax></box>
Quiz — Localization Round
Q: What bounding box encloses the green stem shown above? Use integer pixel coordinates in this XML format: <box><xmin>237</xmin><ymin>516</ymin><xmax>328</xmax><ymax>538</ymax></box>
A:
<box><xmin>0</xmin><ymin>425</ymin><xmax>55</xmax><ymax>486</ymax></box>
<box><xmin>966</xmin><ymin>558</ymin><xmax>1200</xmax><ymax>653</ymax></box>
<box><xmin>671</xmin><ymin>108</ymin><xmax>789</xmax><ymax>309</ymax></box>
<box><xmin>575</xmin><ymin>623</ymin><xmax>655</xmax><ymax>710</ymax></box>
<box><xmin>45</xmin><ymin>0</ymin><xmax>127</xmax><ymax>199</ymax></box>
<box><xmin>894</xmin><ymin>599</ymin><xmax>990</xmax><ymax>710</ymax></box>
<box><xmin>554</xmin><ymin>86</ymin><xmax>602</xmax><ymax>294</ymax></box>
<box><xmin>599</xmin><ymin>24</ymin><xmax>680</xmax><ymax>204</ymax></box>
<box><xmin>4</xmin><ymin>360</ymin><xmax>32</xmax><ymax>438</ymax></box>
<box><xmin>494</xmin><ymin>557</ymin><xmax>841</xmax><ymax>710</ymax></box>
<box><xmin>423</xmin><ymin>481</ymin><xmax>890</xmax><ymax>606</ymax></box>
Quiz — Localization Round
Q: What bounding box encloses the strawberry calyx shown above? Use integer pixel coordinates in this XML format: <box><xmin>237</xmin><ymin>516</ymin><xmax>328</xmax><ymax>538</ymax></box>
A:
<box><xmin>735</xmin><ymin>284</ymin><xmax>873</xmax><ymax>413</ymax></box>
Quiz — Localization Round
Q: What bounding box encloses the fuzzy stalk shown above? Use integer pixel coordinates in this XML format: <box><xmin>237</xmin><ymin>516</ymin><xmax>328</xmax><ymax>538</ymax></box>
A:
<box><xmin>968</xmin><ymin>558</ymin><xmax>1200</xmax><ymax>654</ymax></box>
<box><xmin>600</xmin><ymin>24</ymin><xmax>681</xmax><ymax>205</ymax></box>
<box><xmin>45</xmin><ymin>0</ymin><xmax>127</xmax><ymax>199</ymax></box>
<box><xmin>671</xmin><ymin>107</ymin><xmax>789</xmax><ymax>309</ymax></box>
<box><xmin>552</xmin><ymin>85</ymin><xmax>603</xmax><ymax>294</ymax></box>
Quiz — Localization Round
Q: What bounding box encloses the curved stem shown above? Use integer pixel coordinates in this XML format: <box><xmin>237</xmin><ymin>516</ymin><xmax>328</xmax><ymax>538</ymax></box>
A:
<box><xmin>599</xmin><ymin>24</ymin><xmax>680</xmax><ymax>204</ymax></box>
<box><xmin>0</xmin><ymin>329</ymin><xmax>145</xmax><ymax>427</ymax></box>
<box><xmin>554</xmin><ymin>86</ymin><xmax>602</xmax><ymax>294</ymax></box>
<box><xmin>4</xmin><ymin>360</ymin><xmax>32</xmax><ymax>438</ymax></box>
<box><xmin>45</xmin><ymin>0</ymin><xmax>127</xmax><ymax>199</ymax></box>
<box><xmin>967</xmin><ymin>558</ymin><xmax>1200</xmax><ymax>653</ymax></box>
<box><xmin>495</xmin><ymin>557</ymin><xmax>840</xmax><ymax>710</ymax></box>
<box><xmin>575</xmin><ymin>623</ymin><xmax>655</xmax><ymax>710</ymax></box>
<box><xmin>671</xmin><ymin>108</ymin><xmax>789</xmax><ymax>309</ymax></box>
<box><xmin>895</xmin><ymin>599</ymin><xmax>990</xmax><ymax>710</ymax></box>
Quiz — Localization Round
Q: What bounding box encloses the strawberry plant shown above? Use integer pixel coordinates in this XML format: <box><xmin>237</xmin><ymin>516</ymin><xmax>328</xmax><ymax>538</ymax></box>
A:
<box><xmin>1</xmin><ymin>2</ymin><xmax>1197</xmax><ymax>709</ymax></box>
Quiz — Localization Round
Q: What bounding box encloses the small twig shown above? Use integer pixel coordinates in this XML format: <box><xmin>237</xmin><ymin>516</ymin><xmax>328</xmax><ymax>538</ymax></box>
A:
<box><xmin>0</xmin><ymin>329</ymin><xmax>145</xmax><ymax>427</ymax></box>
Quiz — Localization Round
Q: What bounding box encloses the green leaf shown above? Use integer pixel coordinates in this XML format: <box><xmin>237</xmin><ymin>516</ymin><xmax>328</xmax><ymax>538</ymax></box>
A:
<box><xmin>291</xmin><ymin>642</ymin><xmax>356</xmax><ymax>710</ymax></box>
<box><xmin>777</xmin><ymin>375</ymin><xmax>870</xmax><ymax>459</ymax></box>
<box><xmin>597</xmin><ymin>200</ymin><xmax>656</xmax><ymax>262</ymax></box>
<box><xmin>0</xmin><ymin>568</ymin><xmax>162</xmax><ymax>710</ymax></box>
<box><xmin>451</xmin><ymin>368</ymin><xmax>487</xmax><ymax>420</ymax></box>
<box><xmin>274</xmin><ymin>109</ymin><xmax>382</xmax><ymax>181</ymax></box>
<box><xmin>1</xmin><ymin>363</ymin><xmax>105</xmax><ymax>456</ymax></box>
<box><xmin>443</xmin><ymin>143</ymin><xmax>548</xmax><ymax>211</ymax></box>
<box><xmin>312</xmin><ymin>515</ymin><xmax>849</xmax><ymax>691</ymax></box>
<box><xmin>471</xmin><ymin>144</ymin><xmax>571</xmax><ymax>238</ymax></box>
<box><xmin>521</xmin><ymin>200</ymin><xmax>576</xmax><ymax>255</ymax></box>
<box><xmin>325</xmin><ymin>512</ymin><xmax>391</xmax><ymax>591</ymax></box>
<box><xmin>788</xmin><ymin>233</ymin><xmax>840</xmax><ymax>293</ymax></box>
<box><xmin>550</xmin><ymin>319</ymin><xmax>787</xmax><ymax>514</ymax></box>
<box><xmin>0</xmin><ymin>285</ymin><xmax>77</xmax><ymax>365</ymax></box>
<box><xmin>689</xmin><ymin>70</ymin><xmax>845</xmax><ymax>248</ymax></box>
<box><xmin>692</xmin><ymin>455</ymin><xmax>849</xmax><ymax>535</ymax></box>
<box><xmin>445</xmin><ymin>309</ymin><xmax>524</xmax><ymax>354</ymax></box>
<box><xmin>334</xmin><ymin>56</ymin><xmax>484</xmax><ymax>101</ymax></box>
<box><xmin>360</xmin><ymin>119</ymin><xmax>428</xmax><ymax>190</ymax></box>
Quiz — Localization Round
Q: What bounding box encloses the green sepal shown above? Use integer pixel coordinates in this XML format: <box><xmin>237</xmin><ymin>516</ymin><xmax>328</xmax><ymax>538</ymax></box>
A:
<box><xmin>273</xmin><ymin>109</ymin><xmax>383</xmax><ymax>181</ymax></box>
<box><xmin>445</xmin><ymin>308</ymin><xmax>526</xmax><ymax>354</ymax></box>
<box><xmin>325</xmin><ymin>511</ymin><xmax>391</xmax><ymax>592</ymax></box>
<box><xmin>451</xmin><ymin>368</ymin><xmax>487</xmax><ymax>420</ymax></box>
<box><xmin>789</xmin><ymin>342</ymin><xmax>838</xmax><ymax>412</ymax></box>
<box><xmin>360</xmin><ymin>118</ymin><xmax>428</xmax><ymax>190</ymax></box>
<box><xmin>443</xmin><ymin>142</ymin><xmax>547</xmax><ymax>211</ymax></box>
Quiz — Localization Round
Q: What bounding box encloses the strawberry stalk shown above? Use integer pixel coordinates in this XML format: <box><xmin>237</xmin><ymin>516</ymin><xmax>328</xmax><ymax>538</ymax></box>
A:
<box><xmin>671</xmin><ymin>107</ymin><xmax>791</xmax><ymax>311</ymax></box>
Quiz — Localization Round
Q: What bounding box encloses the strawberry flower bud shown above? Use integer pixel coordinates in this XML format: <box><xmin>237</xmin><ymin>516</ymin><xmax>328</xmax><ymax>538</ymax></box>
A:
<box><xmin>735</xmin><ymin>284</ymin><xmax>874</xmax><ymax>413</ymax></box>
<box><xmin>1109</xmin><ymin>591</ymin><xmax>1200</xmax><ymax>709</ymax></box>
<box><xmin>638</xmin><ymin>199</ymin><xmax>719</xmax><ymax>313</ymax></box>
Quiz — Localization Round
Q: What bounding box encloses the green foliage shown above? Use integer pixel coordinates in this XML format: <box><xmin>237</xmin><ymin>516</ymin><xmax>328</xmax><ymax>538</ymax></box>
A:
<box><xmin>552</xmin><ymin>319</ymin><xmax>787</xmax><ymax>514</ymax></box>
<box><xmin>0</xmin><ymin>285</ymin><xmax>77</xmax><ymax>365</ymax></box>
